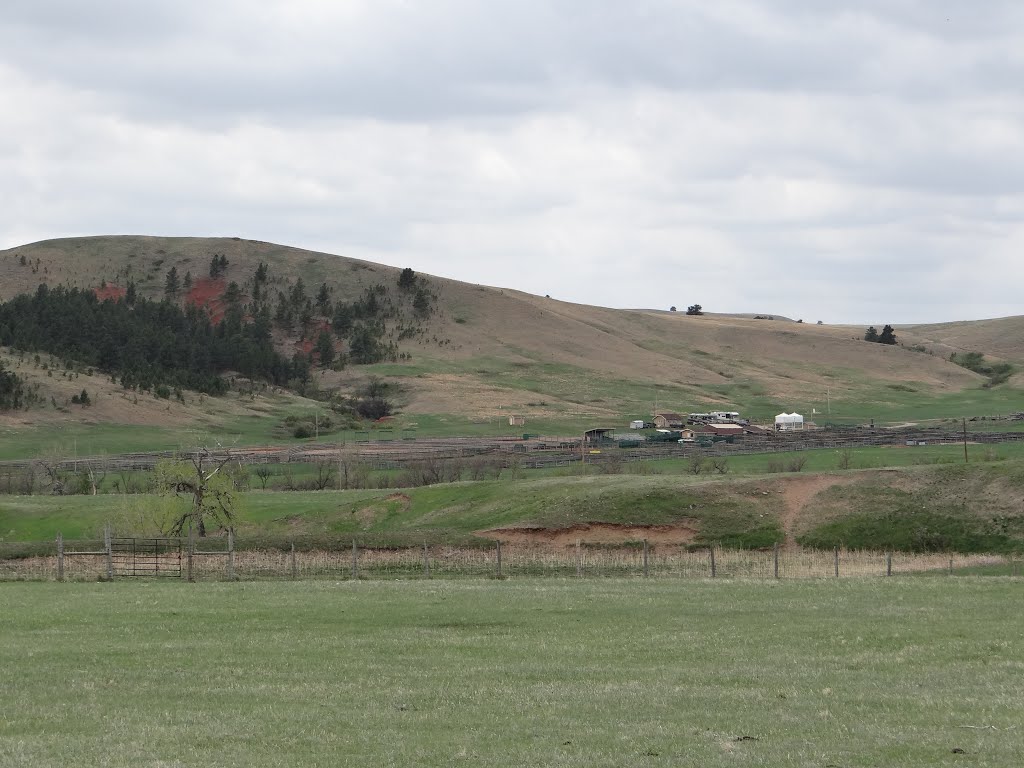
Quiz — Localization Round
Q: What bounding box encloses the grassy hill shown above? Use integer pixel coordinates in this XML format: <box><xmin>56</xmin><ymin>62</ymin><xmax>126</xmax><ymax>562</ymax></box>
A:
<box><xmin>3</xmin><ymin>459</ymin><xmax>1024</xmax><ymax>554</ymax></box>
<box><xmin>1</xmin><ymin>235</ymin><xmax>1021</xmax><ymax>451</ymax></box>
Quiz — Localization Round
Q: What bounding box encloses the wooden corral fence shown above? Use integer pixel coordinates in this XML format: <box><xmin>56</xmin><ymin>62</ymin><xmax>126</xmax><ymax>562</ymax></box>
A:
<box><xmin>3</xmin><ymin>533</ymin><xmax>1019</xmax><ymax>582</ymax></box>
<box><xmin>1</xmin><ymin>426</ymin><xmax>1023</xmax><ymax>476</ymax></box>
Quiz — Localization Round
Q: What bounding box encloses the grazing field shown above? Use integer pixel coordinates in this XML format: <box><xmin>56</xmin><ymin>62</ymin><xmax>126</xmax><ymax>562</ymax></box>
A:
<box><xmin>1</xmin><ymin>579</ymin><xmax>1021</xmax><ymax>767</ymax></box>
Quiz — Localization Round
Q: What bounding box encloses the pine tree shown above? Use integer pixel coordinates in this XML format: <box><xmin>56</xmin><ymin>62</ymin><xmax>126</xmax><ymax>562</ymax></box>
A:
<box><xmin>164</xmin><ymin>267</ymin><xmax>180</xmax><ymax>297</ymax></box>
<box><xmin>315</xmin><ymin>330</ymin><xmax>335</xmax><ymax>368</ymax></box>
<box><xmin>878</xmin><ymin>324</ymin><xmax>897</xmax><ymax>345</ymax></box>
<box><xmin>398</xmin><ymin>267</ymin><xmax>417</xmax><ymax>291</ymax></box>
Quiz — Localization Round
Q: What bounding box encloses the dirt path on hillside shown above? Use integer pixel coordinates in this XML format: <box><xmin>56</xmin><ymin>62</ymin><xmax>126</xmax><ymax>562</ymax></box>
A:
<box><xmin>778</xmin><ymin>475</ymin><xmax>858</xmax><ymax>549</ymax></box>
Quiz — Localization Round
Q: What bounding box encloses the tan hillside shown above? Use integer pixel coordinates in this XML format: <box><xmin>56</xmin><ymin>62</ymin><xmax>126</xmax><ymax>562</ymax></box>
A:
<box><xmin>902</xmin><ymin>317</ymin><xmax>1024</xmax><ymax>365</ymax></box>
<box><xmin>0</xmin><ymin>235</ymin><xmax>1014</xmax><ymax>438</ymax></box>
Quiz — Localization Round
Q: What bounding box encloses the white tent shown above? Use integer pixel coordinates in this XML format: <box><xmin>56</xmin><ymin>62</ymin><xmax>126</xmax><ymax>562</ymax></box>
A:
<box><xmin>774</xmin><ymin>412</ymin><xmax>804</xmax><ymax>430</ymax></box>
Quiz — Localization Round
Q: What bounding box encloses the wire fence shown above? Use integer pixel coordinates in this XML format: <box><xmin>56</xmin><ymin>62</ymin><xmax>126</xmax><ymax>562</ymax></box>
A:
<box><xmin>0</xmin><ymin>533</ymin><xmax>1016</xmax><ymax>582</ymax></box>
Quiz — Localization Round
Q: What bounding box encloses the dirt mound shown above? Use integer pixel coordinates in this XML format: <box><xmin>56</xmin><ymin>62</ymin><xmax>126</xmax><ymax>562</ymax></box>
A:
<box><xmin>480</xmin><ymin>522</ymin><xmax>698</xmax><ymax>547</ymax></box>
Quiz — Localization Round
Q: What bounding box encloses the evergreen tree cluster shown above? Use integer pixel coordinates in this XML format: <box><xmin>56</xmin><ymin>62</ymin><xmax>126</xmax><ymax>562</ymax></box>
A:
<box><xmin>209</xmin><ymin>253</ymin><xmax>229</xmax><ymax>278</ymax></box>
<box><xmin>0</xmin><ymin>285</ymin><xmax>297</xmax><ymax>395</ymax></box>
<box><xmin>864</xmin><ymin>325</ymin><xmax>897</xmax><ymax>345</ymax></box>
<box><xmin>0</xmin><ymin>360</ymin><xmax>34</xmax><ymax>410</ymax></box>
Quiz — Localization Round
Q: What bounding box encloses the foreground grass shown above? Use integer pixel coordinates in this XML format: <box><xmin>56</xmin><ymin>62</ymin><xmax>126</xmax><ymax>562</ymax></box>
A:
<box><xmin>1</xmin><ymin>579</ymin><xmax>1021</xmax><ymax>767</ymax></box>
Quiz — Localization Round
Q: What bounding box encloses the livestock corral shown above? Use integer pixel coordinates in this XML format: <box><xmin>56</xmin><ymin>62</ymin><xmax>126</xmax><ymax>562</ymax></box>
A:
<box><xmin>2</xmin><ymin>424</ymin><xmax>1022</xmax><ymax>475</ymax></box>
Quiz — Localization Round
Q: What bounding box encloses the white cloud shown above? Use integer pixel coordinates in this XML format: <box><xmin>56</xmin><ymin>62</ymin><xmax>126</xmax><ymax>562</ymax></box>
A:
<box><xmin>0</xmin><ymin>1</ymin><xmax>1022</xmax><ymax>323</ymax></box>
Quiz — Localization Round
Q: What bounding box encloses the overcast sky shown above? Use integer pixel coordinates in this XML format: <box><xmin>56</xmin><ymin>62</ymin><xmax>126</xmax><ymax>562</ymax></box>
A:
<box><xmin>2</xmin><ymin>1</ymin><xmax>1022</xmax><ymax>323</ymax></box>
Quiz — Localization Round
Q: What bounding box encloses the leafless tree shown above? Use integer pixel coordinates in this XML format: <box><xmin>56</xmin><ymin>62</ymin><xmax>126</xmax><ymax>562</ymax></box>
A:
<box><xmin>836</xmin><ymin>449</ymin><xmax>853</xmax><ymax>470</ymax></box>
<box><xmin>155</xmin><ymin>448</ymin><xmax>238</xmax><ymax>537</ymax></box>
<box><xmin>599</xmin><ymin>453</ymin><xmax>624</xmax><ymax>474</ymax></box>
<box><xmin>254</xmin><ymin>464</ymin><xmax>273</xmax><ymax>490</ymax></box>
<box><xmin>313</xmin><ymin>459</ymin><xmax>336</xmax><ymax>490</ymax></box>
<box><xmin>34</xmin><ymin>451</ymin><xmax>68</xmax><ymax>495</ymax></box>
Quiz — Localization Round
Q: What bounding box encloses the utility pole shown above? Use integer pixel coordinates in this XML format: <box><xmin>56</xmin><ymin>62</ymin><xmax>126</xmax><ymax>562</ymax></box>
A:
<box><xmin>962</xmin><ymin>418</ymin><xmax>968</xmax><ymax>464</ymax></box>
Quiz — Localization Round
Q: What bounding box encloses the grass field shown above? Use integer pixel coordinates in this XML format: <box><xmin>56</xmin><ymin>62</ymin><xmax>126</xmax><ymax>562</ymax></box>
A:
<box><xmin>4</xmin><ymin>457</ymin><xmax>1024</xmax><ymax>554</ymax></box>
<box><xmin>1</xmin><ymin>579</ymin><xmax>1021</xmax><ymax>767</ymax></box>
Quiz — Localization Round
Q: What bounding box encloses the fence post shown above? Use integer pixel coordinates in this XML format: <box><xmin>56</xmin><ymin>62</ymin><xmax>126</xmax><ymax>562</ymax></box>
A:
<box><xmin>496</xmin><ymin>540</ymin><xmax>502</xmax><ymax>578</ymax></box>
<box><xmin>773</xmin><ymin>542</ymin><xmax>779</xmax><ymax>579</ymax></box>
<box><xmin>104</xmin><ymin>523</ymin><xmax>113</xmax><ymax>580</ymax></box>
<box><xmin>949</xmin><ymin>557</ymin><xmax>953</xmax><ymax>576</ymax></box>
<box><xmin>56</xmin><ymin>532</ymin><xmax>64</xmax><ymax>582</ymax></box>
<box><xmin>290</xmin><ymin>541</ymin><xmax>297</xmax><ymax>580</ymax></box>
<box><xmin>834</xmin><ymin>547</ymin><xmax>840</xmax><ymax>578</ymax></box>
<box><xmin>227</xmin><ymin>528</ymin><xmax>236</xmax><ymax>580</ymax></box>
<box><xmin>710</xmin><ymin>546</ymin><xmax>716</xmax><ymax>578</ymax></box>
<box><xmin>575</xmin><ymin>539</ymin><xmax>582</xmax><ymax>578</ymax></box>
<box><xmin>886</xmin><ymin>551</ymin><xmax>892</xmax><ymax>577</ymax></box>
<box><xmin>422</xmin><ymin>541</ymin><xmax>430</xmax><ymax>579</ymax></box>
<box><xmin>642</xmin><ymin>539</ymin><xmax>649</xmax><ymax>578</ymax></box>
<box><xmin>351</xmin><ymin>539</ymin><xmax>358</xmax><ymax>580</ymax></box>
<box><xmin>187</xmin><ymin>525</ymin><xmax>194</xmax><ymax>582</ymax></box>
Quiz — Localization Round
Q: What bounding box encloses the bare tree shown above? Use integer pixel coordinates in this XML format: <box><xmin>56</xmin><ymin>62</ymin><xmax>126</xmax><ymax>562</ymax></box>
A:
<box><xmin>688</xmin><ymin>456</ymin><xmax>705</xmax><ymax>475</ymax></box>
<box><xmin>155</xmin><ymin>449</ymin><xmax>238</xmax><ymax>536</ymax></box>
<box><xmin>254</xmin><ymin>464</ymin><xmax>273</xmax><ymax>490</ymax></box>
<box><xmin>86</xmin><ymin>455</ymin><xmax>108</xmax><ymax>495</ymax></box>
<box><xmin>599</xmin><ymin>453</ymin><xmax>624</xmax><ymax>474</ymax></box>
<box><xmin>281</xmin><ymin>464</ymin><xmax>297</xmax><ymax>491</ymax></box>
<box><xmin>836</xmin><ymin>449</ymin><xmax>853</xmax><ymax>470</ymax></box>
<box><xmin>313</xmin><ymin>459</ymin><xmax>336</xmax><ymax>490</ymax></box>
<box><xmin>710</xmin><ymin>457</ymin><xmax>729</xmax><ymax>475</ymax></box>
<box><xmin>34</xmin><ymin>451</ymin><xmax>68</xmax><ymax>495</ymax></box>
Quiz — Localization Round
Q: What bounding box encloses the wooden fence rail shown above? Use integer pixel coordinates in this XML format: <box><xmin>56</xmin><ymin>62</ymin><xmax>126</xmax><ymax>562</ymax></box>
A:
<box><xmin>2</xmin><ymin>534</ymin><xmax>1016</xmax><ymax>582</ymax></box>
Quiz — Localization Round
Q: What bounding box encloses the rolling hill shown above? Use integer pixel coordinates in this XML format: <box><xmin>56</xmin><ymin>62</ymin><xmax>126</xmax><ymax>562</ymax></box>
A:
<box><xmin>0</xmin><ymin>235</ymin><xmax>1021</xmax><ymax>449</ymax></box>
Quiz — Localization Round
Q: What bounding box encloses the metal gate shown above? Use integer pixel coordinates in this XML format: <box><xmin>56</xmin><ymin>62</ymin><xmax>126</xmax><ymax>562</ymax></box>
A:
<box><xmin>110</xmin><ymin>537</ymin><xmax>183</xmax><ymax>578</ymax></box>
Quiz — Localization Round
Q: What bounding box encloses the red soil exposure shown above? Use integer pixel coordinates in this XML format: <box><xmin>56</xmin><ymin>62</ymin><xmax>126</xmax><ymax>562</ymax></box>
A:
<box><xmin>93</xmin><ymin>284</ymin><xmax>126</xmax><ymax>302</ymax></box>
<box><xmin>479</xmin><ymin>522</ymin><xmax>699</xmax><ymax>547</ymax></box>
<box><xmin>186</xmin><ymin>278</ymin><xmax>227</xmax><ymax>323</ymax></box>
<box><xmin>296</xmin><ymin>320</ymin><xmax>333</xmax><ymax>361</ymax></box>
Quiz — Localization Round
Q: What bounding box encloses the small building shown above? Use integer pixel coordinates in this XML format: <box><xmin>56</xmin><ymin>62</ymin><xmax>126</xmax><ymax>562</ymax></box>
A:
<box><xmin>629</xmin><ymin>420</ymin><xmax>646</xmax><ymax>429</ymax></box>
<box><xmin>703</xmin><ymin>423</ymin><xmax>744</xmax><ymax>437</ymax></box>
<box><xmin>653</xmin><ymin>412</ymin><xmax>685</xmax><ymax>429</ymax></box>
<box><xmin>583</xmin><ymin>428</ymin><xmax>616</xmax><ymax>443</ymax></box>
<box><xmin>508</xmin><ymin>415</ymin><xmax>526</xmax><ymax>427</ymax></box>
<box><xmin>676</xmin><ymin>428</ymin><xmax>697</xmax><ymax>442</ymax></box>
<box><xmin>775</xmin><ymin>412</ymin><xmax>805</xmax><ymax>431</ymax></box>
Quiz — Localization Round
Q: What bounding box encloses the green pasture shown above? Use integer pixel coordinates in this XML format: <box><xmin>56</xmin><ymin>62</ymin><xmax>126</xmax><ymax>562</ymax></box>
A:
<box><xmin>4</xmin><ymin>458</ymin><xmax>1024</xmax><ymax>553</ymax></box>
<box><xmin>0</xmin><ymin>475</ymin><xmax>781</xmax><ymax>548</ymax></box>
<box><xmin>631</xmin><ymin>440</ymin><xmax>1024</xmax><ymax>475</ymax></box>
<box><xmin>1</xmin><ymin>579</ymin><xmax>1021</xmax><ymax>767</ymax></box>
